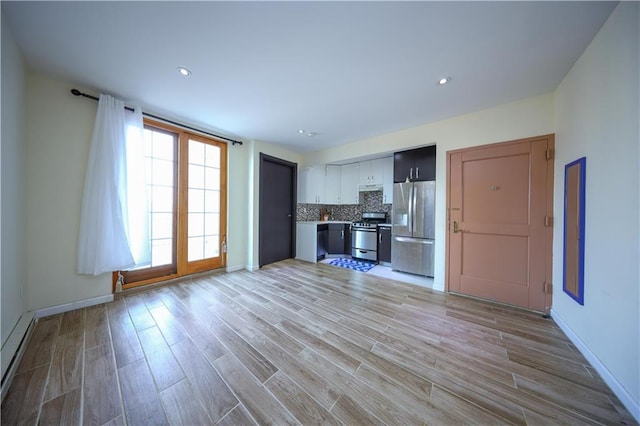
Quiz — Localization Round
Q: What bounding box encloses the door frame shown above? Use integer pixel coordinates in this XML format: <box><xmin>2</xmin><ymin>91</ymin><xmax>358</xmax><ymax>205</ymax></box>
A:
<box><xmin>445</xmin><ymin>134</ymin><xmax>555</xmax><ymax>312</ymax></box>
<box><xmin>259</xmin><ymin>153</ymin><xmax>298</xmax><ymax>267</ymax></box>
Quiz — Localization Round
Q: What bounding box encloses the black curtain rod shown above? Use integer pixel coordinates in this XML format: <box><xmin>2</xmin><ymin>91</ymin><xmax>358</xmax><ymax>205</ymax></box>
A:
<box><xmin>70</xmin><ymin>89</ymin><xmax>243</xmax><ymax>146</ymax></box>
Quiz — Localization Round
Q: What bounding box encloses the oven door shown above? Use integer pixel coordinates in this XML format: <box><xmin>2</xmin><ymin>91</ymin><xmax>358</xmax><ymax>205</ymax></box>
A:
<box><xmin>352</xmin><ymin>228</ymin><xmax>377</xmax><ymax>261</ymax></box>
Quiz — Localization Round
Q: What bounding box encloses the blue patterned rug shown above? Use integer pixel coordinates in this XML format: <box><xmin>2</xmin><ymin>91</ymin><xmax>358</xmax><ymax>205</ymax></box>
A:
<box><xmin>328</xmin><ymin>258</ymin><xmax>376</xmax><ymax>273</ymax></box>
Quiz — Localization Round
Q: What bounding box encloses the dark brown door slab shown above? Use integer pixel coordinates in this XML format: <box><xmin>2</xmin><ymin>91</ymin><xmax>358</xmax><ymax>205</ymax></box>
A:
<box><xmin>259</xmin><ymin>154</ymin><xmax>297</xmax><ymax>267</ymax></box>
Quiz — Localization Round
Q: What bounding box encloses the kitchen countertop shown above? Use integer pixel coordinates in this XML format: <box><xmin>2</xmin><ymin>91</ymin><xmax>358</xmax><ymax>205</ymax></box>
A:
<box><xmin>297</xmin><ymin>221</ymin><xmax>353</xmax><ymax>225</ymax></box>
<box><xmin>297</xmin><ymin>221</ymin><xmax>393</xmax><ymax>226</ymax></box>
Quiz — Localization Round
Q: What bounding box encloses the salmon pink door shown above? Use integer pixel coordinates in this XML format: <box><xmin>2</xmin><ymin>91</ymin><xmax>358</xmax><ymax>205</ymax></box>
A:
<box><xmin>447</xmin><ymin>135</ymin><xmax>554</xmax><ymax>312</ymax></box>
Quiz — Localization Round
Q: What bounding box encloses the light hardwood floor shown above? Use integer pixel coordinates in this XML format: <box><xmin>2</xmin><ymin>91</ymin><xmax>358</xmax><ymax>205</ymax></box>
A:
<box><xmin>1</xmin><ymin>259</ymin><xmax>636</xmax><ymax>425</ymax></box>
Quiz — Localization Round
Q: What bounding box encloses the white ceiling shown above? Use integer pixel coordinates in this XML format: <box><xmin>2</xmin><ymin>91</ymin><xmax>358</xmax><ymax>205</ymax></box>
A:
<box><xmin>3</xmin><ymin>1</ymin><xmax>616</xmax><ymax>152</ymax></box>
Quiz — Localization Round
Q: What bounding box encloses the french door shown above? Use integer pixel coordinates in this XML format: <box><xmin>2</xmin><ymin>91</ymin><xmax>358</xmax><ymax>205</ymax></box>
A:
<box><xmin>120</xmin><ymin>120</ymin><xmax>227</xmax><ymax>289</ymax></box>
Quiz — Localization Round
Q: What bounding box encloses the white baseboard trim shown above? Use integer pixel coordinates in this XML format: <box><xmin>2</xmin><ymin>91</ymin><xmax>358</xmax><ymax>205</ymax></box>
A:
<box><xmin>35</xmin><ymin>294</ymin><xmax>114</xmax><ymax>319</ymax></box>
<box><xmin>1</xmin><ymin>312</ymin><xmax>36</xmax><ymax>402</ymax></box>
<box><xmin>225</xmin><ymin>265</ymin><xmax>245</xmax><ymax>273</ymax></box>
<box><xmin>246</xmin><ymin>265</ymin><xmax>259</xmax><ymax>271</ymax></box>
<box><xmin>551</xmin><ymin>309</ymin><xmax>639</xmax><ymax>422</ymax></box>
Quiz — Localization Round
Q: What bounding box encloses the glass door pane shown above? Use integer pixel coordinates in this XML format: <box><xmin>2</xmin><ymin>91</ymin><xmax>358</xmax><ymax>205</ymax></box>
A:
<box><xmin>186</xmin><ymin>138</ymin><xmax>222</xmax><ymax>266</ymax></box>
<box><xmin>122</xmin><ymin>125</ymin><xmax>178</xmax><ymax>283</ymax></box>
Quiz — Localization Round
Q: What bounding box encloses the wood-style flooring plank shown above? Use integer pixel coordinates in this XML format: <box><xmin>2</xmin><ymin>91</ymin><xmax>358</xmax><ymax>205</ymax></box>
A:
<box><xmin>213</xmin><ymin>353</ymin><xmax>297</xmax><ymax>425</ymax></box>
<box><xmin>514</xmin><ymin>374</ymin><xmax>629</xmax><ymax>425</ymax></box>
<box><xmin>330</xmin><ymin>394</ymin><xmax>385</xmax><ymax>426</ymax></box>
<box><xmin>124</xmin><ymin>294</ymin><xmax>156</xmax><ymax>332</ymax></box>
<box><xmin>216</xmin><ymin>404</ymin><xmax>257</xmax><ymax>426</ymax></box>
<box><xmin>106</xmin><ymin>299</ymin><xmax>144</xmax><ymax>368</ymax></box>
<box><xmin>85</xmin><ymin>304</ymin><xmax>110</xmax><ymax>349</ymax></box>
<box><xmin>265</xmin><ymin>371</ymin><xmax>340</xmax><ymax>425</ymax></box>
<box><xmin>44</xmin><ymin>331</ymin><xmax>83</xmax><ymax>400</ymax></box>
<box><xmin>159</xmin><ymin>379</ymin><xmax>213</xmax><ymax>425</ymax></box>
<box><xmin>430</xmin><ymin>383</ymin><xmax>514</xmax><ymax>425</ymax></box>
<box><xmin>58</xmin><ymin>309</ymin><xmax>85</xmax><ymax>337</ymax></box>
<box><xmin>0</xmin><ymin>364</ymin><xmax>49</xmax><ymax>425</ymax></box>
<box><xmin>213</xmin><ymin>304</ymin><xmax>344</xmax><ymax>410</ymax></box>
<box><xmin>170</xmin><ymin>338</ymin><xmax>238</xmax><ymax>423</ymax></box>
<box><xmin>16</xmin><ymin>316</ymin><xmax>60</xmax><ymax>373</ymax></box>
<box><xmin>354</xmin><ymin>363</ymin><xmax>458</xmax><ymax>425</ymax></box>
<box><xmin>136</xmin><ymin>326</ymin><xmax>185</xmax><ymax>391</ymax></box>
<box><xmin>83</xmin><ymin>343</ymin><xmax>122</xmax><ymax>426</ymax></box>
<box><xmin>206</xmin><ymin>314</ymin><xmax>278</xmax><ymax>383</ymax></box>
<box><xmin>118</xmin><ymin>358</ymin><xmax>169</xmax><ymax>425</ymax></box>
<box><xmin>39</xmin><ymin>387</ymin><xmax>81</xmax><ymax>426</ymax></box>
<box><xmin>148</xmin><ymin>305</ymin><xmax>188</xmax><ymax>346</ymax></box>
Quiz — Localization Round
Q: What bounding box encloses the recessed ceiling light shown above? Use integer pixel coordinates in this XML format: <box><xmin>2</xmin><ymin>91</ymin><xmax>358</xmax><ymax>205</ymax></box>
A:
<box><xmin>307</xmin><ymin>132</ymin><xmax>317</xmax><ymax>137</ymax></box>
<box><xmin>298</xmin><ymin>129</ymin><xmax>305</xmax><ymax>134</ymax></box>
<box><xmin>438</xmin><ymin>77</ymin><xmax>451</xmax><ymax>85</ymax></box>
<box><xmin>177</xmin><ymin>67</ymin><xmax>192</xmax><ymax>77</ymax></box>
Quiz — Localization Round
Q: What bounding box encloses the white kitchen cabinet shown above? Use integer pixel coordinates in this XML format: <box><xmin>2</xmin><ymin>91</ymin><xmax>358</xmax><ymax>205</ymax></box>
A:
<box><xmin>382</xmin><ymin>156</ymin><xmax>394</xmax><ymax>204</ymax></box>
<box><xmin>325</xmin><ymin>165</ymin><xmax>341</xmax><ymax>204</ymax></box>
<box><xmin>359</xmin><ymin>159</ymin><xmax>385</xmax><ymax>186</ymax></box>
<box><xmin>295</xmin><ymin>222</ymin><xmax>319</xmax><ymax>263</ymax></box>
<box><xmin>340</xmin><ymin>163</ymin><xmax>359</xmax><ymax>205</ymax></box>
<box><xmin>371</xmin><ymin>158</ymin><xmax>385</xmax><ymax>185</ymax></box>
<box><xmin>297</xmin><ymin>165</ymin><xmax>326</xmax><ymax>204</ymax></box>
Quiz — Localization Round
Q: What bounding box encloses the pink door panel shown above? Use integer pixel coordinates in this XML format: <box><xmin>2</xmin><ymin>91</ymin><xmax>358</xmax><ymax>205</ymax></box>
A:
<box><xmin>447</xmin><ymin>136</ymin><xmax>554</xmax><ymax>312</ymax></box>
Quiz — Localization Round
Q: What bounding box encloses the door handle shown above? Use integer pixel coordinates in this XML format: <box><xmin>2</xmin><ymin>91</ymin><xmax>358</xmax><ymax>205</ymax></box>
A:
<box><xmin>416</xmin><ymin>167</ymin><xmax>420</xmax><ymax>179</ymax></box>
<box><xmin>453</xmin><ymin>221</ymin><xmax>463</xmax><ymax>233</ymax></box>
<box><xmin>379</xmin><ymin>233</ymin><xmax>382</xmax><ymax>244</ymax></box>
<box><xmin>341</xmin><ymin>230</ymin><xmax>344</xmax><ymax>239</ymax></box>
<box><xmin>410</xmin><ymin>167</ymin><xmax>413</xmax><ymax>180</ymax></box>
<box><xmin>288</xmin><ymin>214</ymin><xmax>292</xmax><ymax>217</ymax></box>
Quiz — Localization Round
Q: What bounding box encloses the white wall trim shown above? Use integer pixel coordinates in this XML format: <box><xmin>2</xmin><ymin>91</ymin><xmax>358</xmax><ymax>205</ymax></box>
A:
<box><xmin>246</xmin><ymin>265</ymin><xmax>259</xmax><ymax>272</ymax></box>
<box><xmin>551</xmin><ymin>309</ymin><xmax>640</xmax><ymax>422</ymax></box>
<box><xmin>225</xmin><ymin>265</ymin><xmax>245</xmax><ymax>273</ymax></box>
<box><xmin>35</xmin><ymin>294</ymin><xmax>114</xmax><ymax>319</ymax></box>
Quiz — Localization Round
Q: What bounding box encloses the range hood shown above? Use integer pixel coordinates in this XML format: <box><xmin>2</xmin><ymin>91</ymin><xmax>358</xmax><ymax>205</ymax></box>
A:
<box><xmin>358</xmin><ymin>184</ymin><xmax>383</xmax><ymax>192</ymax></box>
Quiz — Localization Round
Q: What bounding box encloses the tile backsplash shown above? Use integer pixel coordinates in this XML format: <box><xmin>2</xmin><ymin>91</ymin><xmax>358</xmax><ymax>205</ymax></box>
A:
<box><xmin>297</xmin><ymin>191</ymin><xmax>392</xmax><ymax>222</ymax></box>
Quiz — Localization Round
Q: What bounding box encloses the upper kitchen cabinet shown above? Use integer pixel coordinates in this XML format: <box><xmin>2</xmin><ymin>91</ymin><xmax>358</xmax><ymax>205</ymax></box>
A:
<box><xmin>340</xmin><ymin>163</ymin><xmax>359</xmax><ymax>205</ymax></box>
<box><xmin>382</xmin><ymin>156</ymin><xmax>393</xmax><ymax>204</ymax></box>
<box><xmin>393</xmin><ymin>145</ymin><xmax>436</xmax><ymax>182</ymax></box>
<box><xmin>359</xmin><ymin>158</ymin><xmax>385</xmax><ymax>187</ymax></box>
<box><xmin>298</xmin><ymin>165</ymin><xmax>326</xmax><ymax>204</ymax></box>
<box><xmin>325</xmin><ymin>165</ymin><xmax>341</xmax><ymax>204</ymax></box>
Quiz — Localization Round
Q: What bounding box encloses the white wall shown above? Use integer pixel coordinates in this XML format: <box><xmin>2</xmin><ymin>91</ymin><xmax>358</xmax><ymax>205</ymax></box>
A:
<box><xmin>247</xmin><ymin>139</ymin><xmax>301</xmax><ymax>270</ymax></box>
<box><xmin>226</xmin><ymin>139</ymin><xmax>250</xmax><ymax>272</ymax></box>
<box><xmin>552</xmin><ymin>1</ymin><xmax>639</xmax><ymax>415</ymax></box>
<box><xmin>1</xmin><ymin>12</ymin><xmax>27</xmax><ymax>345</ymax></box>
<box><xmin>25</xmin><ymin>72</ymin><xmax>112</xmax><ymax>310</ymax></box>
<box><xmin>302</xmin><ymin>92</ymin><xmax>556</xmax><ymax>291</ymax></box>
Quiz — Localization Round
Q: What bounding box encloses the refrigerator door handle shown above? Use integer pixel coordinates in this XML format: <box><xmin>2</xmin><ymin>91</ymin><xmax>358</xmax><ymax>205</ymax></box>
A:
<box><xmin>408</xmin><ymin>184</ymin><xmax>413</xmax><ymax>236</ymax></box>
<box><xmin>411</xmin><ymin>184</ymin><xmax>418</xmax><ymax>235</ymax></box>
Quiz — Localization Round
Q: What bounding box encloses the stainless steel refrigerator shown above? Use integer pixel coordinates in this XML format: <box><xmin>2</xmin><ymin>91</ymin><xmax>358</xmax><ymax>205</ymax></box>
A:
<box><xmin>391</xmin><ymin>180</ymin><xmax>435</xmax><ymax>277</ymax></box>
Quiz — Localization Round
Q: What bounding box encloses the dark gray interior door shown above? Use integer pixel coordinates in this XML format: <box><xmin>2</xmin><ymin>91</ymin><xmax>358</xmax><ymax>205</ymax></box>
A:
<box><xmin>259</xmin><ymin>154</ymin><xmax>297</xmax><ymax>267</ymax></box>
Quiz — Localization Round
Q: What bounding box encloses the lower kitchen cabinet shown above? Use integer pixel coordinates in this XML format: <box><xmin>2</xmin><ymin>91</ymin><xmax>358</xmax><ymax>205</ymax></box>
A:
<box><xmin>378</xmin><ymin>226</ymin><xmax>392</xmax><ymax>265</ymax></box>
<box><xmin>328</xmin><ymin>224</ymin><xmax>350</xmax><ymax>255</ymax></box>
<box><xmin>296</xmin><ymin>222</ymin><xmax>352</xmax><ymax>263</ymax></box>
<box><xmin>317</xmin><ymin>224</ymin><xmax>328</xmax><ymax>260</ymax></box>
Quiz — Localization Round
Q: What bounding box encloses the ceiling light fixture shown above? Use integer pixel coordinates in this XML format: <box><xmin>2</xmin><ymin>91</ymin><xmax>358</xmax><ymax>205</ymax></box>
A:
<box><xmin>438</xmin><ymin>77</ymin><xmax>451</xmax><ymax>85</ymax></box>
<box><xmin>307</xmin><ymin>132</ymin><xmax>317</xmax><ymax>137</ymax></box>
<box><xmin>298</xmin><ymin>129</ymin><xmax>305</xmax><ymax>134</ymax></box>
<box><xmin>177</xmin><ymin>66</ymin><xmax>192</xmax><ymax>77</ymax></box>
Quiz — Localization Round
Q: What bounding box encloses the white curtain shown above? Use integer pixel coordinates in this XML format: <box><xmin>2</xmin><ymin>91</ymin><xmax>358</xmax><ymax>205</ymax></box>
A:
<box><xmin>77</xmin><ymin>94</ymin><xmax>150</xmax><ymax>275</ymax></box>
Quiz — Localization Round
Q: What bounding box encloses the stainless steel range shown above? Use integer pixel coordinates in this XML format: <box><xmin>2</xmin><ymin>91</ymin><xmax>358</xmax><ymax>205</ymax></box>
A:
<box><xmin>351</xmin><ymin>212</ymin><xmax>387</xmax><ymax>262</ymax></box>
